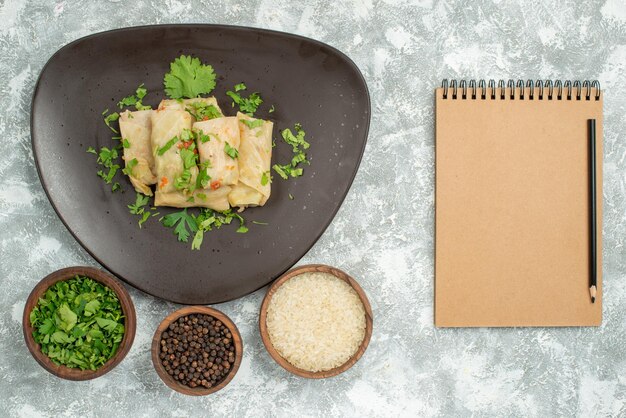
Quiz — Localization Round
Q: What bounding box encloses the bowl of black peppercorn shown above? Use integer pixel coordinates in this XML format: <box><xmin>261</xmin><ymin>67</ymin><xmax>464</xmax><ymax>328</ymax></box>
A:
<box><xmin>151</xmin><ymin>306</ymin><xmax>243</xmax><ymax>395</ymax></box>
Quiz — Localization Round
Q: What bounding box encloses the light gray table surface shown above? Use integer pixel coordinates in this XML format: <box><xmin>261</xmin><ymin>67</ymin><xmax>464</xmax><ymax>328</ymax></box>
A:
<box><xmin>1</xmin><ymin>0</ymin><xmax>625</xmax><ymax>416</ymax></box>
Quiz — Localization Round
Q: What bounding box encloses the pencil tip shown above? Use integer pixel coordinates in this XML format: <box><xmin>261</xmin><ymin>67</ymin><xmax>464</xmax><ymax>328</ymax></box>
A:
<box><xmin>591</xmin><ymin>296</ymin><xmax>595</xmax><ymax>303</ymax></box>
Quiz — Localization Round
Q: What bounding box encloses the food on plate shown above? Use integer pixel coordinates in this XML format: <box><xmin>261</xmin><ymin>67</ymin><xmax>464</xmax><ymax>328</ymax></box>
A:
<box><xmin>88</xmin><ymin>54</ymin><xmax>311</xmax><ymax>249</ymax></box>
<box><xmin>119</xmin><ymin>109</ymin><xmax>157</xmax><ymax>196</ymax></box>
<box><xmin>158</xmin><ymin>97</ymin><xmax>223</xmax><ymax>122</ymax></box>
<box><xmin>265</xmin><ymin>272</ymin><xmax>366</xmax><ymax>372</ymax></box>
<box><xmin>155</xmin><ymin>187</ymin><xmax>231</xmax><ymax>212</ymax></box>
<box><xmin>193</xmin><ymin>116</ymin><xmax>241</xmax><ymax>189</ymax></box>
<box><xmin>151</xmin><ymin>110</ymin><xmax>195</xmax><ymax>196</ymax></box>
<box><xmin>29</xmin><ymin>275</ymin><xmax>125</xmax><ymax>371</ymax></box>
<box><xmin>228</xmin><ymin>113</ymin><xmax>273</xmax><ymax>208</ymax></box>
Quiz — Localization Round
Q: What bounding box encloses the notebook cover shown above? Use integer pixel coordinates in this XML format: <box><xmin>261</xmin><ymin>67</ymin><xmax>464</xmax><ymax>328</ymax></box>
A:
<box><xmin>435</xmin><ymin>87</ymin><xmax>603</xmax><ymax>327</ymax></box>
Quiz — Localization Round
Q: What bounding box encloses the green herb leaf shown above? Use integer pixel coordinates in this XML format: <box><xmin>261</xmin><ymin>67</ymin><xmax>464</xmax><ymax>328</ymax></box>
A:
<box><xmin>103</xmin><ymin>111</ymin><xmax>120</xmax><ymax>133</ymax></box>
<box><xmin>224</xmin><ymin>142</ymin><xmax>239</xmax><ymax>159</ymax></box>
<box><xmin>269</xmin><ymin>105</ymin><xmax>275</xmax><ymax>113</ymax></box>
<box><xmin>28</xmin><ymin>275</ymin><xmax>125</xmax><ymax>370</ymax></box>
<box><xmin>273</xmin><ymin>123</ymin><xmax>310</xmax><ymax>182</ymax></box>
<box><xmin>195</xmin><ymin>129</ymin><xmax>211</xmax><ymax>143</ymax></box>
<box><xmin>241</xmin><ymin>119</ymin><xmax>264</xmax><ymax>130</ymax></box>
<box><xmin>226</xmin><ymin>83</ymin><xmax>263</xmax><ymax>116</ymax></box>
<box><xmin>186</xmin><ymin>102</ymin><xmax>222</xmax><ymax>121</ymax></box>
<box><xmin>164</xmin><ymin>55</ymin><xmax>217</xmax><ymax>99</ymax></box>
<box><xmin>86</xmin><ymin>147</ymin><xmax>97</xmax><ymax>155</ymax></box>
<box><xmin>128</xmin><ymin>193</ymin><xmax>150</xmax><ymax>215</ymax></box>
<box><xmin>122</xmin><ymin>138</ymin><xmax>131</xmax><ymax>148</ymax></box>
<box><xmin>157</xmin><ymin>136</ymin><xmax>179</xmax><ymax>156</ymax></box>
<box><xmin>180</xmin><ymin>148</ymin><xmax>198</xmax><ymax>170</ymax></box>
<box><xmin>122</xmin><ymin>158</ymin><xmax>138</xmax><ymax>176</ymax></box>
<box><xmin>272</xmin><ymin>164</ymin><xmax>289</xmax><ymax>180</ymax></box>
<box><xmin>161</xmin><ymin>209</ymin><xmax>198</xmax><ymax>242</ymax></box>
<box><xmin>190</xmin><ymin>209</ymin><xmax>247</xmax><ymax>250</ymax></box>
<box><xmin>174</xmin><ymin>169</ymin><xmax>193</xmax><ymax>191</ymax></box>
<box><xmin>261</xmin><ymin>171</ymin><xmax>271</xmax><ymax>186</ymax></box>
<box><xmin>196</xmin><ymin>162</ymin><xmax>211</xmax><ymax>189</ymax></box>
<box><xmin>84</xmin><ymin>300</ymin><xmax>100</xmax><ymax>317</ymax></box>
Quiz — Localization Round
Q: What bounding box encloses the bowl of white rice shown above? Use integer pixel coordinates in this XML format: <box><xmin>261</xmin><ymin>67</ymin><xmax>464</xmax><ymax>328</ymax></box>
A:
<box><xmin>259</xmin><ymin>264</ymin><xmax>373</xmax><ymax>378</ymax></box>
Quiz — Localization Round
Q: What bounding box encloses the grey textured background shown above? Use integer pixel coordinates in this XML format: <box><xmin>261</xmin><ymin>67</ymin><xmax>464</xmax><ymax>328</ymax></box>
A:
<box><xmin>1</xmin><ymin>0</ymin><xmax>625</xmax><ymax>416</ymax></box>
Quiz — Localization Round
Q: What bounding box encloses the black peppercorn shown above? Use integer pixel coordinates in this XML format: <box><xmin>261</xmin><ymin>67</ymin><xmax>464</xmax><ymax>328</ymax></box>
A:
<box><xmin>159</xmin><ymin>313</ymin><xmax>236</xmax><ymax>390</ymax></box>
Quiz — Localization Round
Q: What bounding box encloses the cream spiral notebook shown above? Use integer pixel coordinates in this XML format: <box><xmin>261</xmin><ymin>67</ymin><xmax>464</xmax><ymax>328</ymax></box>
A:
<box><xmin>435</xmin><ymin>79</ymin><xmax>603</xmax><ymax>327</ymax></box>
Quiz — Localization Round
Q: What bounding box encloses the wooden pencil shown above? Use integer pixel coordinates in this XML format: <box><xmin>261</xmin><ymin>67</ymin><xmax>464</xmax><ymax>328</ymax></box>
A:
<box><xmin>588</xmin><ymin>119</ymin><xmax>597</xmax><ymax>303</ymax></box>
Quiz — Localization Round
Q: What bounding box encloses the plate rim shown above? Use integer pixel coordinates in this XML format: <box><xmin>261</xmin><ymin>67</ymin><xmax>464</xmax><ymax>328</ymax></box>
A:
<box><xmin>30</xmin><ymin>23</ymin><xmax>371</xmax><ymax>304</ymax></box>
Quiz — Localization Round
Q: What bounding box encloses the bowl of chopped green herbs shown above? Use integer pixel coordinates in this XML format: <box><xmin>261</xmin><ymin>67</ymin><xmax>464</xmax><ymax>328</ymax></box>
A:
<box><xmin>23</xmin><ymin>267</ymin><xmax>136</xmax><ymax>380</ymax></box>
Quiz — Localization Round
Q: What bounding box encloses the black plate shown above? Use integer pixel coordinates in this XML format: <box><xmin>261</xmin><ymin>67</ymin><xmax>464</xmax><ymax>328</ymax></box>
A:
<box><xmin>31</xmin><ymin>25</ymin><xmax>370</xmax><ymax>304</ymax></box>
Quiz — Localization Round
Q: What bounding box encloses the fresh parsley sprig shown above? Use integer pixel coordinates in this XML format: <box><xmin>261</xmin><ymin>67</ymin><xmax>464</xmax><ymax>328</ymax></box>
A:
<box><xmin>164</xmin><ymin>55</ymin><xmax>217</xmax><ymax>99</ymax></box>
<box><xmin>161</xmin><ymin>208</ymin><xmax>198</xmax><ymax>242</ymax></box>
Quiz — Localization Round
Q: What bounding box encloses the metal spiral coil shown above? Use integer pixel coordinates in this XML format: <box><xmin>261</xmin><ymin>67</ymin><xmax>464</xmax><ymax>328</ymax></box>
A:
<box><xmin>441</xmin><ymin>79</ymin><xmax>601</xmax><ymax>101</ymax></box>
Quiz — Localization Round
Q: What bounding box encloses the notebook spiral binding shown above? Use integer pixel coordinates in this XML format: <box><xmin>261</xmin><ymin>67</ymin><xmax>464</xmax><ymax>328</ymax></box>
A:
<box><xmin>441</xmin><ymin>79</ymin><xmax>601</xmax><ymax>101</ymax></box>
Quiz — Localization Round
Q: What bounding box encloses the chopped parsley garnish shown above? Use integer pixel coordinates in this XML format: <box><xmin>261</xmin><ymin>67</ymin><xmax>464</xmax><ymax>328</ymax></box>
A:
<box><xmin>89</xmin><ymin>146</ymin><xmax>122</xmax><ymax>190</ymax></box>
<box><xmin>157</xmin><ymin>136</ymin><xmax>179</xmax><ymax>156</ymax></box>
<box><xmin>180</xmin><ymin>147</ymin><xmax>198</xmax><ymax>170</ymax></box>
<box><xmin>195</xmin><ymin>130</ymin><xmax>211</xmax><ymax>143</ymax></box>
<box><xmin>241</xmin><ymin>119</ymin><xmax>264</xmax><ymax>130</ymax></box>
<box><xmin>272</xmin><ymin>123</ymin><xmax>309</xmax><ymax>180</ymax></box>
<box><xmin>224</xmin><ymin>142</ymin><xmax>239</xmax><ymax>159</ymax></box>
<box><xmin>226</xmin><ymin>83</ymin><xmax>263</xmax><ymax>116</ymax></box>
<box><xmin>289</xmin><ymin>193</ymin><xmax>294</xmax><ymax>200</ymax></box>
<box><xmin>252</xmin><ymin>221</ymin><xmax>268</xmax><ymax>225</ymax></box>
<box><xmin>29</xmin><ymin>275</ymin><xmax>125</xmax><ymax>371</ymax></box>
<box><xmin>127</xmin><ymin>193</ymin><xmax>154</xmax><ymax>227</ymax></box>
<box><xmin>269</xmin><ymin>105</ymin><xmax>275</xmax><ymax>113</ymax></box>
<box><xmin>161</xmin><ymin>208</ymin><xmax>198</xmax><ymax>242</ymax></box>
<box><xmin>282</xmin><ymin>123</ymin><xmax>310</xmax><ymax>152</ymax></box>
<box><xmin>111</xmin><ymin>182</ymin><xmax>121</xmax><ymax>192</ymax></box>
<box><xmin>117</xmin><ymin>84</ymin><xmax>151</xmax><ymax>111</ymax></box>
<box><xmin>261</xmin><ymin>171</ymin><xmax>271</xmax><ymax>186</ymax></box>
<box><xmin>122</xmin><ymin>158</ymin><xmax>138</xmax><ymax>176</ymax></box>
<box><xmin>174</xmin><ymin>169</ymin><xmax>193</xmax><ymax>191</ymax></box>
<box><xmin>191</xmin><ymin>209</ymin><xmax>247</xmax><ymax>250</ymax></box>
<box><xmin>196</xmin><ymin>161</ymin><xmax>211</xmax><ymax>189</ymax></box>
<box><xmin>122</xmin><ymin>138</ymin><xmax>131</xmax><ymax>148</ymax></box>
<box><xmin>164</xmin><ymin>55</ymin><xmax>217</xmax><ymax>99</ymax></box>
<box><xmin>103</xmin><ymin>111</ymin><xmax>120</xmax><ymax>133</ymax></box>
<box><xmin>186</xmin><ymin>102</ymin><xmax>222</xmax><ymax>121</ymax></box>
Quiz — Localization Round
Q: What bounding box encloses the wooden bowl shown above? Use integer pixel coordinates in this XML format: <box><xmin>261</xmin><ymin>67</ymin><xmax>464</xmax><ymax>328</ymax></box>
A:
<box><xmin>151</xmin><ymin>306</ymin><xmax>243</xmax><ymax>396</ymax></box>
<box><xmin>22</xmin><ymin>266</ymin><xmax>136</xmax><ymax>381</ymax></box>
<box><xmin>259</xmin><ymin>264</ymin><xmax>373</xmax><ymax>379</ymax></box>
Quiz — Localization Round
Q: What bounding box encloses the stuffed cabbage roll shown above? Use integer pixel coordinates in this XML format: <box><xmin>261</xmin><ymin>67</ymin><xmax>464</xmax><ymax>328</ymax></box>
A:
<box><xmin>228</xmin><ymin>112</ymin><xmax>273</xmax><ymax>208</ymax></box>
<box><xmin>193</xmin><ymin>117</ymin><xmax>240</xmax><ymax>190</ymax></box>
<box><xmin>150</xmin><ymin>109</ymin><xmax>197</xmax><ymax>196</ymax></box>
<box><xmin>158</xmin><ymin>97</ymin><xmax>222</xmax><ymax>122</ymax></box>
<box><xmin>119</xmin><ymin>110</ymin><xmax>157</xmax><ymax>196</ymax></box>
<box><xmin>155</xmin><ymin>187</ymin><xmax>231</xmax><ymax>212</ymax></box>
